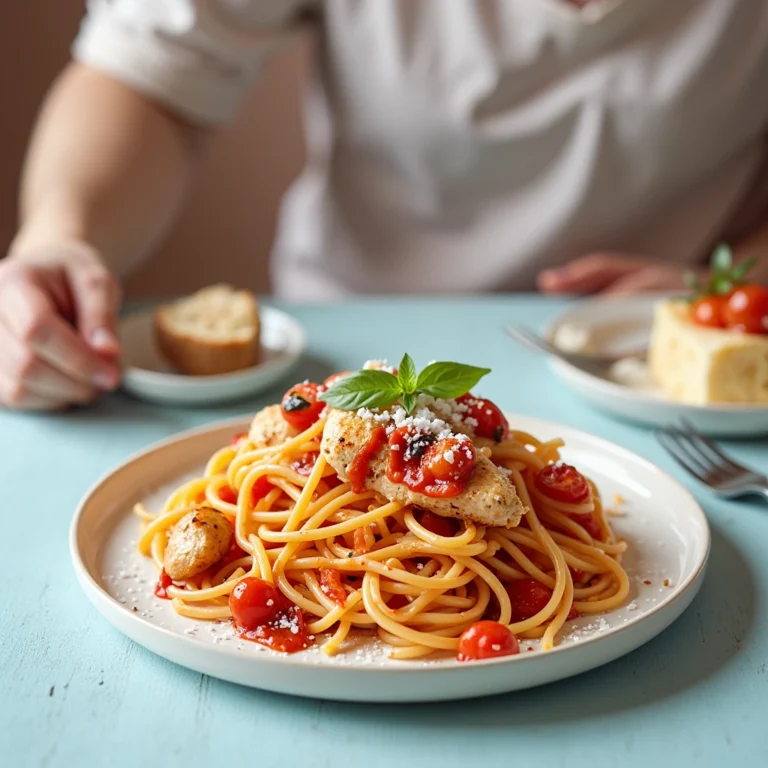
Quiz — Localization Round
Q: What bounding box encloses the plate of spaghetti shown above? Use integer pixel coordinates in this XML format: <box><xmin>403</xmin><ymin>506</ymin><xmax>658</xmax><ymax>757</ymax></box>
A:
<box><xmin>71</xmin><ymin>357</ymin><xmax>709</xmax><ymax>702</ymax></box>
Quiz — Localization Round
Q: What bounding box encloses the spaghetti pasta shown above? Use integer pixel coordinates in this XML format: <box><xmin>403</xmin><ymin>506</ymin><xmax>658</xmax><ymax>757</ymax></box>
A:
<box><xmin>135</xmin><ymin>395</ymin><xmax>630</xmax><ymax>660</ymax></box>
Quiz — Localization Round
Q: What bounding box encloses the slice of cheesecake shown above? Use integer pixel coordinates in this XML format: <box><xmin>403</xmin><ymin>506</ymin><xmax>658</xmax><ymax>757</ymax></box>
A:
<box><xmin>649</xmin><ymin>300</ymin><xmax>768</xmax><ymax>405</ymax></box>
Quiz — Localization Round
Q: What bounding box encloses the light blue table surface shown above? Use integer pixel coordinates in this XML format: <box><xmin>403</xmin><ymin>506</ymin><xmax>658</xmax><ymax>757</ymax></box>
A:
<box><xmin>2</xmin><ymin>296</ymin><xmax>767</xmax><ymax>768</ymax></box>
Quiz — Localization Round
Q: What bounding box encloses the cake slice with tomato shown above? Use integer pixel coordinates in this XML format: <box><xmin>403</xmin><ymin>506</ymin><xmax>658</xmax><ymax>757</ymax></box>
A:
<box><xmin>649</xmin><ymin>245</ymin><xmax>768</xmax><ymax>405</ymax></box>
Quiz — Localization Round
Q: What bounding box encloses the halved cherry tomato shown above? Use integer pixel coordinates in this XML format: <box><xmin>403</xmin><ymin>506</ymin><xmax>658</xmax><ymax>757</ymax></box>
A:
<box><xmin>229</xmin><ymin>577</ymin><xmax>281</xmax><ymax>631</ymax></box>
<box><xmin>421</xmin><ymin>437</ymin><xmax>476</xmax><ymax>484</ymax></box>
<box><xmin>323</xmin><ymin>371</ymin><xmax>351</xmax><ymax>388</ymax></box>
<box><xmin>534</xmin><ymin>463</ymin><xmax>590</xmax><ymax>504</ymax></box>
<box><xmin>691</xmin><ymin>295</ymin><xmax>727</xmax><ymax>329</ymax></box>
<box><xmin>457</xmin><ymin>394</ymin><xmax>509</xmax><ymax>442</ymax></box>
<box><xmin>417</xmin><ymin>509</ymin><xmax>459</xmax><ymax>537</ymax></box>
<box><xmin>280</xmin><ymin>382</ymin><xmax>325</xmax><ymax>431</ymax></box>
<box><xmin>722</xmin><ymin>284</ymin><xmax>768</xmax><ymax>334</ymax></box>
<box><xmin>505</xmin><ymin>578</ymin><xmax>552</xmax><ymax>623</ymax></box>
<box><xmin>456</xmin><ymin>621</ymin><xmax>520</xmax><ymax>661</ymax></box>
<box><xmin>319</xmin><ymin>568</ymin><xmax>347</xmax><ymax>606</ymax></box>
<box><xmin>251</xmin><ymin>475</ymin><xmax>272</xmax><ymax>502</ymax></box>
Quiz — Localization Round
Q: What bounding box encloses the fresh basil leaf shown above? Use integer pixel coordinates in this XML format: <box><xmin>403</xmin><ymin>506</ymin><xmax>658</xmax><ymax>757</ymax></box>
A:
<box><xmin>731</xmin><ymin>256</ymin><xmax>757</xmax><ymax>283</ymax></box>
<box><xmin>416</xmin><ymin>362</ymin><xmax>491</xmax><ymax>399</ymax></box>
<box><xmin>318</xmin><ymin>370</ymin><xmax>402</xmax><ymax>411</ymax></box>
<box><xmin>711</xmin><ymin>243</ymin><xmax>732</xmax><ymax>274</ymax></box>
<box><xmin>401</xmin><ymin>391</ymin><xmax>418</xmax><ymax>414</ymax></box>
<box><xmin>397</xmin><ymin>353</ymin><xmax>417</xmax><ymax>393</ymax></box>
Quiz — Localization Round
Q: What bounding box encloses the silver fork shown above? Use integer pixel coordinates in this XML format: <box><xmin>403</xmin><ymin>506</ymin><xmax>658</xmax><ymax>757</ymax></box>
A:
<box><xmin>655</xmin><ymin>421</ymin><xmax>768</xmax><ymax>501</ymax></box>
<box><xmin>505</xmin><ymin>325</ymin><xmax>646</xmax><ymax>377</ymax></box>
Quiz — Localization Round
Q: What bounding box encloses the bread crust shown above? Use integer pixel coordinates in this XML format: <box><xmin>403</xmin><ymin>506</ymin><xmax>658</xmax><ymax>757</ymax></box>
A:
<box><xmin>153</xmin><ymin>288</ymin><xmax>260</xmax><ymax>376</ymax></box>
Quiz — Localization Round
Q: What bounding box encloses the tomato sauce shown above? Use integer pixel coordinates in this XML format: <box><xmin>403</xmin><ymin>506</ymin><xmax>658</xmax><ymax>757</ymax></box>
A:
<box><xmin>319</xmin><ymin>568</ymin><xmax>347</xmax><ymax>606</ymax></box>
<box><xmin>154</xmin><ymin>570</ymin><xmax>175</xmax><ymax>599</ymax></box>
<box><xmin>348</xmin><ymin>426</ymin><xmax>387</xmax><ymax>493</ymax></box>
<box><xmin>387</xmin><ymin>427</ymin><xmax>475</xmax><ymax>498</ymax></box>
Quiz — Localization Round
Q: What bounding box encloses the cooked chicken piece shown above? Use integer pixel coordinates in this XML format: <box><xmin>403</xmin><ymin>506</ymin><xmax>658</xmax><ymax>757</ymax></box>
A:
<box><xmin>248</xmin><ymin>404</ymin><xmax>298</xmax><ymax>448</ymax></box>
<box><xmin>164</xmin><ymin>507</ymin><xmax>232</xmax><ymax>581</ymax></box>
<box><xmin>320</xmin><ymin>409</ymin><xmax>527</xmax><ymax>528</ymax></box>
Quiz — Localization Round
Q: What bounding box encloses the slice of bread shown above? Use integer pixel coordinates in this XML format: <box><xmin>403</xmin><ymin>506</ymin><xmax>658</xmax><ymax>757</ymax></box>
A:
<box><xmin>154</xmin><ymin>285</ymin><xmax>260</xmax><ymax>376</ymax></box>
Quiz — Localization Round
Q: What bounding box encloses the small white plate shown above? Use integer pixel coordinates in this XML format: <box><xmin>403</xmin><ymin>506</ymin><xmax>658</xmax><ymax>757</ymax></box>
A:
<box><xmin>70</xmin><ymin>414</ymin><xmax>710</xmax><ymax>703</ymax></box>
<box><xmin>118</xmin><ymin>306</ymin><xmax>306</xmax><ymax>406</ymax></box>
<box><xmin>545</xmin><ymin>295</ymin><xmax>768</xmax><ymax>437</ymax></box>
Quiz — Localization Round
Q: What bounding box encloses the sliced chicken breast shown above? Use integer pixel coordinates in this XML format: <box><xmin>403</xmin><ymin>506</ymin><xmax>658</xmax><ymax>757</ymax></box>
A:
<box><xmin>248</xmin><ymin>404</ymin><xmax>298</xmax><ymax>448</ymax></box>
<box><xmin>321</xmin><ymin>409</ymin><xmax>527</xmax><ymax>528</ymax></box>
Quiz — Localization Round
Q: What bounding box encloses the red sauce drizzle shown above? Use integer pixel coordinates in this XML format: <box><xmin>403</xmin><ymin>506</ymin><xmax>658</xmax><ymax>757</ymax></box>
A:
<box><xmin>386</xmin><ymin>427</ymin><xmax>475</xmax><ymax>498</ymax></box>
<box><xmin>348</xmin><ymin>426</ymin><xmax>387</xmax><ymax>493</ymax></box>
<box><xmin>237</xmin><ymin>605</ymin><xmax>311</xmax><ymax>653</ymax></box>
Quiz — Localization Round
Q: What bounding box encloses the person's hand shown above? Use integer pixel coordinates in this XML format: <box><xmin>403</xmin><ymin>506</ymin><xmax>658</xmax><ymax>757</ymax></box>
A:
<box><xmin>537</xmin><ymin>253</ymin><xmax>704</xmax><ymax>295</ymax></box>
<box><xmin>0</xmin><ymin>241</ymin><xmax>122</xmax><ymax>411</ymax></box>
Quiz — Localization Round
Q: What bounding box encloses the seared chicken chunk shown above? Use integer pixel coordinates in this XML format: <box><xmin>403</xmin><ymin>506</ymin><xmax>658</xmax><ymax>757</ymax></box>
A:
<box><xmin>164</xmin><ymin>507</ymin><xmax>232</xmax><ymax>581</ymax></box>
<box><xmin>248</xmin><ymin>404</ymin><xmax>298</xmax><ymax>448</ymax></box>
<box><xmin>321</xmin><ymin>409</ymin><xmax>526</xmax><ymax>528</ymax></box>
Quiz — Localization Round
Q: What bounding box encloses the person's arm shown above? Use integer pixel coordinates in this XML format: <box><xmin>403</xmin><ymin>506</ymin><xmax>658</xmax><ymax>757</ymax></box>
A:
<box><xmin>0</xmin><ymin>63</ymin><xmax>213</xmax><ymax>410</ymax></box>
<box><xmin>538</xmin><ymin>208</ymin><xmax>768</xmax><ymax>295</ymax></box>
<box><xmin>13</xmin><ymin>62</ymin><xmax>210</xmax><ymax>275</ymax></box>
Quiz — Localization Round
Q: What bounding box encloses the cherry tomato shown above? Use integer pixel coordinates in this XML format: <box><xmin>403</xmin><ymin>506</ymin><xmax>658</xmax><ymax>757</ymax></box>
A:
<box><xmin>722</xmin><ymin>284</ymin><xmax>768</xmax><ymax>334</ymax></box>
<box><xmin>569</xmin><ymin>511</ymin><xmax>603</xmax><ymax>541</ymax></box>
<box><xmin>219</xmin><ymin>485</ymin><xmax>238</xmax><ymax>505</ymax></box>
<box><xmin>417</xmin><ymin>509</ymin><xmax>459</xmax><ymax>537</ymax></box>
<box><xmin>421</xmin><ymin>437</ymin><xmax>476</xmax><ymax>483</ymax></box>
<box><xmin>534</xmin><ymin>463</ymin><xmax>590</xmax><ymax>504</ymax></box>
<box><xmin>229</xmin><ymin>577</ymin><xmax>281</xmax><ymax>631</ymax></box>
<box><xmin>457</xmin><ymin>394</ymin><xmax>509</xmax><ymax>442</ymax></box>
<box><xmin>691</xmin><ymin>295</ymin><xmax>728</xmax><ymax>329</ymax></box>
<box><xmin>230</xmin><ymin>432</ymin><xmax>249</xmax><ymax>446</ymax></box>
<box><xmin>456</xmin><ymin>621</ymin><xmax>520</xmax><ymax>661</ymax></box>
<box><xmin>280</xmin><ymin>382</ymin><xmax>325</xmax><ymax>431</ymax></box>
<box><xmin>505</xmin><ymin>578</ymin><xmax>552</xmax><ymax>623</ymax></box>
<box><xmin>323</xmin><ymin>371</ymin><xmax>351</xmax><ymax>388</ymax></box>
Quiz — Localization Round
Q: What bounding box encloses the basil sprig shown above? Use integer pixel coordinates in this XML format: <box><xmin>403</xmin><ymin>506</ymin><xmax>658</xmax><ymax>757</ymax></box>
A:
<box><xmin>685</xmin><ymin>243</ymin><xmax>758</xmax><ymax>298</ymax></box>
<box><xmin>318</xmin><ymin>354</ymin><xmax>490</xmax><ymax>414</ymax></box>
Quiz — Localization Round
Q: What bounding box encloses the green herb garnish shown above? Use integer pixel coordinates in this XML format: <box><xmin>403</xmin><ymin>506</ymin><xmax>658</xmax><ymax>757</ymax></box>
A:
<box><xmin>318</xmin><ymin>354</ymin><xmax>491</xmax><ymax>414</ymax></box>
<box><xmin>685</xmin><ymin>243</ymin><xmax>758</xmax><ymax>298</ymax></box>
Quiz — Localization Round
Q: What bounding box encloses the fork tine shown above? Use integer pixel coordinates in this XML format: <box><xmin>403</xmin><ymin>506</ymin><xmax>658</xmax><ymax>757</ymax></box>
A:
<box><xmin>655</xmin><ymin>429</ymin><xmax>712</xmax><ymax>485</ymax></box>
<box><xmin>505</xmin><ymin>326</ymin><xmax>555</xmax><ymax>356</ymax></box>
<box><xmin>678</xmin><ymin>419</ymin><xmax>745</xmax><ymax>475</ymax></box>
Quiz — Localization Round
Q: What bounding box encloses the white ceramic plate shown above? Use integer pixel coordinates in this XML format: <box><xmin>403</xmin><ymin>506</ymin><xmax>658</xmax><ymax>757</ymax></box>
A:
<box><xmin>70</xmin><ymin>414</ymin><xmax>709</xmax><ymax>703</ymax></box>
<box><xmin>545</xmin><ymin>295</ymin><xmax>768</xmax><ymax>437</ymax></box>
<box><xmin>118</xmin><ymin>306</ymin><xmax>306</xmax><ymax>406</ymax></box>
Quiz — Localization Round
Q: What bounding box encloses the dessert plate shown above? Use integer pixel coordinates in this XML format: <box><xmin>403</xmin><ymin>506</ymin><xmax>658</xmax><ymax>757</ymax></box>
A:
<box><xmin>544</xmin><ymin>295</ymin><xmax>768</xmax><ymax>437</ymax></box>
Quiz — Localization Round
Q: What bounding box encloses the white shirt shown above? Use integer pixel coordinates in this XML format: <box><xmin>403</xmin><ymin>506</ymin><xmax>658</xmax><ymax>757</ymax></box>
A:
<box><xmin>74</xmin><ymin>0</ymin><xmax>768</xmax><ymax>300</ymax></box>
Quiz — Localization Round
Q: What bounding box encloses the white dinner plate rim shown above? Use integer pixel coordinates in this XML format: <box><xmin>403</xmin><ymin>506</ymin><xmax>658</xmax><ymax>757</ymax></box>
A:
<box><xmin>544</xmin><ymin>296</ymin><xmax>768</xmax><ymax>414</ymax></box>
<box><xmin>70</xmin><ymin>413</ymin><xmax>711</xmax><ymax>675</ymax></box>
<box><xmin>120</xmin><ymin>305</ymin><xmax>306</xmax><ymax>386</ymax></box>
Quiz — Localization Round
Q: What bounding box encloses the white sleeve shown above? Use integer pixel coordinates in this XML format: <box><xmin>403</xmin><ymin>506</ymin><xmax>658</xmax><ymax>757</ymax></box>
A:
<box><xmin>72</xmin><ymin>0</ymin><xmax>316</xmax><ymax>126</ymax></box>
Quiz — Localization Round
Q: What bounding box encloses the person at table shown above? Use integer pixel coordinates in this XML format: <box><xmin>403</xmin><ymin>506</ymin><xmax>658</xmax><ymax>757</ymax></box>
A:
<box><xmin>1</xmin><ymin>0</ymin><xmax>768</xmax><ymax>412</ymax></box>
